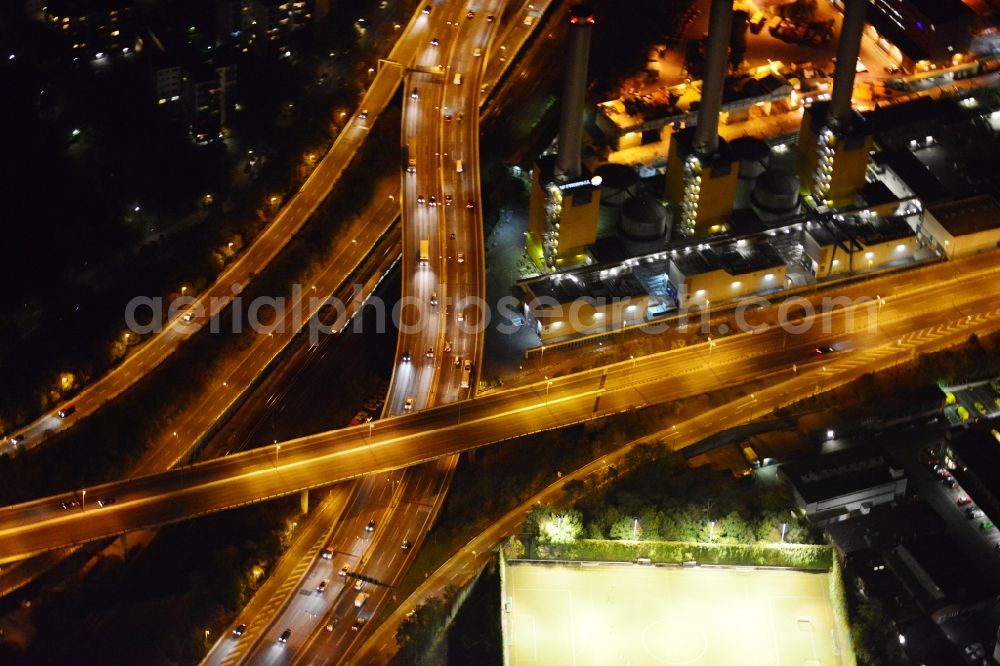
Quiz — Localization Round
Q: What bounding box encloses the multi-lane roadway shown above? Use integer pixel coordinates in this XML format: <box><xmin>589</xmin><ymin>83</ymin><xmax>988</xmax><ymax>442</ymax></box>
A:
<box><xmin>4</xmin><ymin>252</ymin><xmax>1000</xmax><ymax>564</ymax></box>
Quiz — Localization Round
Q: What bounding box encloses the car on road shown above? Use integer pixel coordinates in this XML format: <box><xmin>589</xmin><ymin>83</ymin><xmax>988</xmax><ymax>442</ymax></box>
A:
<box><xmin>59</xmin><ymin>500</ymin><xmax>79</xmax><ymax>510</ymax></box>
<box><xmin>411</xmin><ymin>88</ymin><xmax>419</xmax><ymax>100</ymax></box>
<box><xmin>402</xmin><ymin>350</ymin><xmax>411</xmax><ymax>362</ymax></box>
<box><xmin>457</xmin><ymin>310</ymin><xmax>464</xmax><ymax>322</ymax></box>
<box><xmin>366</xmin><ymin>519</ymin><xmax>376</xmax><ymax>532</ymax></box>
<box><xmin>417</xmin><ymin>194</ymin><xmax>425</xmax><ymax>204</ymax></box>
<box><xmin>339</xmin><ymin>565</ymin><xmax>350</xmax><ymax>577</ymax></box>
<box><xmin>182</xmin><ymin>310</ymin><xmax>197</xmax><ymax>322</ymax></box>
<box><xmin>359</xmin><ymin>109</ymin><xmax>368</xmax><ymax>120</ymax></box>
<box><xmin>352</xmin><ymin>617</ymin><xmax>367</xmax><ymax>631</ymax></box>
<box><xmin>982</xmin><ymin>520</ymin><xmax>995</xmax><ymax>530</ymax></box>
<box><xmin>355</xmin><ymin>592</ymin><xmax>369</xmax><ymax>608</ymax></box>
<box><xmin>444</xmin><ymin>194</ymin><xmax>453</xmax><ymax>205</ymax></box>
<box><xmin>430</xmin><ymin>292</ymin><xmax>438</xmax><ymax>306</ymax></box>
<box><xmin>957</xmin><ymin>496</ymin><xmax>973</xmax><ymax>506</ymax></box>
<box><xmin>428</xmin><ymin>195</ymin><xmax>436</xmax><ymax>206</ymax></box>
<box><xmin>473</xmin><ymin>47</ymin><xmax>482</xmax><ymax>57</ymax></box>
<box><xmin>457</xmin><ymin>112</ymin><xmax>464</xmax><ymax>122</ymax></box>
<box><xmin>425</xmin><ymin>347</ymin><xmax>434</xmax><ymax>358</ymax></box>
<box><xmin>97</xmin><ymin>498</ymin><xmax>115</xmax><ymax>507</ymax></box>
<box><xmin>814</xmin><ymin>346</ymin><xmax>835</xmax><ymax>354</ymax></box>
<box><xmin>466</xmin><ymin>199</ymin><xmax>475</xmax><ymax>208</ymax></box>
<box><xmin>56</xmin><ymin>404</ymin><xmax>76</xmax><ymax>418</ymax></box>
<box><xmin>457</xmin><ymin>252</ymin><xmax>465</xmax><ymax>263</ymax></box>
<box><xmin>422</xmin><ymin>4</ymin><xmax>430</xmax><ymax>13</ymax></box>
<box><xmin>232</xmin><ymin>623</ymin><xmax>247</xmax><ymax>637</ymax></box>
<box><xmin>487</xmin><ymin>14</ymin><xmax>494</xmax><ymax>21</ymax></box>
<box><xmin>404</xmin><ymin>396</ymin><xmax>414</xmax><ymax>411</ymax></box>
<box><xmin>884</xmin><ymin>64</ymin><xmax>902</xmax><ymax>74</ymax></box>
<box><xmin>968</xmin><ymin>507</ymin><xmax>985</xmax><ymax>519</ymax></box>
<box><xmin>321</xmin><ymin>547</ymin><xmax>334</xmax><ymax>560</ymax></box>
<box><xmin>9</xmin><ymin>434</ymin><xmax>24</xmax><ymax>446</ymax></box>
<box><xmin>278</xmin><ymin>629</ymin><xmax>291</xmax><ymax>644</ymax></box>
<box><xmin>402</xmin><ymin>539</ymin><xmax>412</xmax><ymax>551</ymax></box>
<box><xmin>444</xmin><ymin>114</ymin><xmax>452</xmax><ymax>123</ymax></box>
<box><xmin>354</xmin><ymin>578</ymin><xmax>364</xmax><ymax>591</ymax></box>
<box><xmin>317</xmin><ymin>579</ymin><xmax>329</xmax><ymax>593</ymax></box>
<box><xmin>974</xmin><ymin>401</ymin><xmax>987</xmax><ymax>416</ymax></box>
<box><xmin>444</xmin><ymin>340</ymin><xmax>452</xmax><ymax>353</ymax></box>
<box><xmin>466</xmin><ymin>10</ymin><xmax>475</xmax><ymax>19</ymax></box>
<box><xmin>430</xmin><ymin>37</ymin><xmax>439</xmax><ymax>47</ymax></box>
<box><xmin>943</xmin><ymin>478</ymin><xmax>958</xmax><ymax>489</ymax></box>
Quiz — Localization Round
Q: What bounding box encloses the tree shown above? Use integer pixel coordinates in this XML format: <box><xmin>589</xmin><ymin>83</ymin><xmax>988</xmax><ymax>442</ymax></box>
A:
<box><xmin>501</xmin><ymin>535</ymin><xmax>525</xmax><ymax>560</ymax></box>
<box><xmin>539</xmin><ymin>509</ymin><xmax>583</xmax><ymax>544</ymax></box>
<box><xmin>610</xmin><ymin>517</ymin><xmax>643</xmax><ymax>541</ymax></box>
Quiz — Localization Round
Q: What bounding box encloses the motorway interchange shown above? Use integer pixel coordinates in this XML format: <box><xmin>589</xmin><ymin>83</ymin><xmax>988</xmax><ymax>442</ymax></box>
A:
<box><xmin>4</xmin><ymin>1</ymin><xmax>1000</xmax><ymax>665</ymax></box>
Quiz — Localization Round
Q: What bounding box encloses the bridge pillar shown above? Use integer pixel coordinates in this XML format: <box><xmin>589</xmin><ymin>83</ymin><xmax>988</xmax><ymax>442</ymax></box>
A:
<box><xmin>300</xmin><ymin>489</ymin><xmax>309</xmax><ymax>514</ymax></box>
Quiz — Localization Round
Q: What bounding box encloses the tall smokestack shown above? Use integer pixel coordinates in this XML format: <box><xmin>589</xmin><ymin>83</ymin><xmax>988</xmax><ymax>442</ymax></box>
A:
<box><xmin>693</xmin><ymin>0</ymin><xmax>734</xmax><ymax>156</ymax></box>
<box><xmin>828</xmin><ymin>0</ymin><xmax>867</xmax><ymax>126</ymax></box>
<box><xmin>555</xmin><ymin>4</ymin><xmax>594</xmax><ymax>181</ymax></box>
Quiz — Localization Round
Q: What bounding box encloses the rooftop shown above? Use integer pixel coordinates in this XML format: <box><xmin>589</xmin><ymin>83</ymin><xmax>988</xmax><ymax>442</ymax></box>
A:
<box><xmin>672</xmin><ymin>241</ymin><xmax>785</xmax><ymax>277</ymax></box>
<box><xmin>874</xmin><ymin>150</ymin><xmax>954</xmax><ymax>205</ymax></box>
<box><xmin>781</xmin><ymin>446</ymin><xmax>905</xmax><ymax>505</ymax></box>
<box><xmin>927</xmin><ymin>195</ymin><xmax>1000</xmax><ymax>237</ymax></box>
<box><xmin>519</xmin><ymin>266</ymin><xmax>648</xmax><ymax>306</ymax></box>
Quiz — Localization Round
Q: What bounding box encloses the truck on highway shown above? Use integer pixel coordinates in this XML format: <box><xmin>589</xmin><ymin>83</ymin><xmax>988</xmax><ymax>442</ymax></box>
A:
<box><xmin>406</xmin><ymin>137</ymin><xmax>417</xmax><ymax>173</ymax></box>
<box><xmin>419</xmin><ymin>239</ymin><xmax>430</xmax><ymax>265</ymax></box>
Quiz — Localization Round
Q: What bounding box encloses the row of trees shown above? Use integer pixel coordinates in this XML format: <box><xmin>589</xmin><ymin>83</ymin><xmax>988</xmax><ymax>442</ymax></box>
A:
<box><xmin>519</xmin><ymin>446</ymin><xmax>813</xmax><ymax>550</ymax></box>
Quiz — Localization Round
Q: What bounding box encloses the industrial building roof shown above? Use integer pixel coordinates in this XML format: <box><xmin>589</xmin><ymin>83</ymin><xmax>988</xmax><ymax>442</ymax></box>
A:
<box><xmin>927</xmin><ymin>195</ymin><xmax>1000</xmax><ymax>237</ymax></box>
<box><xmin>873</xmin><ymin>151</ymin><xmax>953</xmax><ymax>205</ymax></box>
<box><xmin>672</xmin><ymin>241</ymin><xmax>785</xmax><ymax>277</ymax></box>
<box><xmin>519</xmin><ymin>267</ymin><xmax>648</xmax><ymax>306</ymax></box>
<box><xmin>781</xmin><ymin>446</ymin><xmax>904</xmax><ymax>505</ymax></box>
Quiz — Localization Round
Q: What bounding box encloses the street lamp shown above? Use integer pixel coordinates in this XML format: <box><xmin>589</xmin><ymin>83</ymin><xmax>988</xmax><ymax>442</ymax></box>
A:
<box><xmin>632</xmin><ymin>517</ymin><xmax>638</xmax><ymax>541</ymax></box>
<box><xmin>780</xmin><ymin>522</ymin><xmax>788</xmax><ymax>542</ymax></box>
<box><xmin>81</xmin><ymin>489</ymin><xmax>86</xmax><ymax>510</ymax></box>
<box><xmin>275</xmin><ymin>443</ymin><xmax>281</xmax><ymax>469</ymax></box>
<box><xmin>545</xmin><ymin>377</ymin><xmax>552</xmax><ymax>404</ymax></box>
<box><xmin>708</xmin><ymin>520</ymin><xmax>716</xmax><ymax>541</ymax></box>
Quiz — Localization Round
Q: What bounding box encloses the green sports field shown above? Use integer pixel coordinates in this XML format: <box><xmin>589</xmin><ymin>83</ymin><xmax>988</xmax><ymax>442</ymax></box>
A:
<box><xmin>505</xmin><ymin>562</ymin><xmax>848</xmax><ymax>666</ymax></box>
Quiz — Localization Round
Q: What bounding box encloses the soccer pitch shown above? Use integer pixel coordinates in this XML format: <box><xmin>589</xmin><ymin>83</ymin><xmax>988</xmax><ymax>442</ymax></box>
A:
<box><xmin>505</xmin><ymin>562</ymin><xmax>849</xmax><ymax>666</ymax></box>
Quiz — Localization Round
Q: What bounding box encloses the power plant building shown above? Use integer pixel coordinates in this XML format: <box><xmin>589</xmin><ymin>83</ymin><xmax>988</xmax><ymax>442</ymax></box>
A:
<box><xmin>525</xmin><ymin>4</ymin><xmax>602</xmax><ymax>272</ymax></box>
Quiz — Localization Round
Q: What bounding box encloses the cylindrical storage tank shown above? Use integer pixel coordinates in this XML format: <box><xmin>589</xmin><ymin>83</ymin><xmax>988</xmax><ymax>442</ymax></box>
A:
<box><xmin>728</xmin><ymin>137</ymin><xmax>771</xmax><ymax>179</ymax></box>
<box><xmin>620</xmin><ymin>195</ymin><xmax>669</xmax><ymax>240</ymax></box>
<box><xmin>595</xmin><ymin>163</ymin><xmax>639</xmax><ymax>207</ymax></box>
<box><xmin>751</xmin><ymin>168</ymin><xmax>800</xmax><ymax>215</ymax></box>
<box><xmin>730</xmin><ymin>137</ymin><xmax>770</xmax><ymax>210</ymax></box>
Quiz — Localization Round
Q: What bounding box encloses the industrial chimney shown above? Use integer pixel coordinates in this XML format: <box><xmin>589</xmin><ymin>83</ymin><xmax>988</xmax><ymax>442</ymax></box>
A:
<box><xmin>828</xmin><ymin>0</ymin><xmax>868</xmax><ymax>126</ymax></box>
<box><xmin>555</xmin><ymin>3</ymin><xmax>595</xmax><ymax>181</ymax></box>
<box><xmin>693</xmin><ymin>0</ymin><xmax>734</xmax><ymax>156</ymax></box>
<box><xmin>795</xmin><ymin>0</ymin><xmax>873</xmax><ymax>207</ymax></box>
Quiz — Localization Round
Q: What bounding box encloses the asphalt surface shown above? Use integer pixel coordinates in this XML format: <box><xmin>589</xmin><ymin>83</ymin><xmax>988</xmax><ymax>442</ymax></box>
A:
<box><xmin>4</xmin><ymin>251</ymin><xmax>1000</xmax><ymax>562</ymax></box>
<box><xmin>0</xmin><ymin>0</ymin><xmax>426</xmax><ymax>459</ymax></box>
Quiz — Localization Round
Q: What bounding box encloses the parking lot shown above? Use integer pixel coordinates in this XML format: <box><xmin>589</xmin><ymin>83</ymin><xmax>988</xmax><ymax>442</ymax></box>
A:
<box><xmin>943</xmin><ymin>379</ymin><xmax>1000</xmax><ymax>425</ymax></box>
<box><xmin>505</xmin><ymin>562</ymin><xmax>849</xmax><ymax>666</ymax></box>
